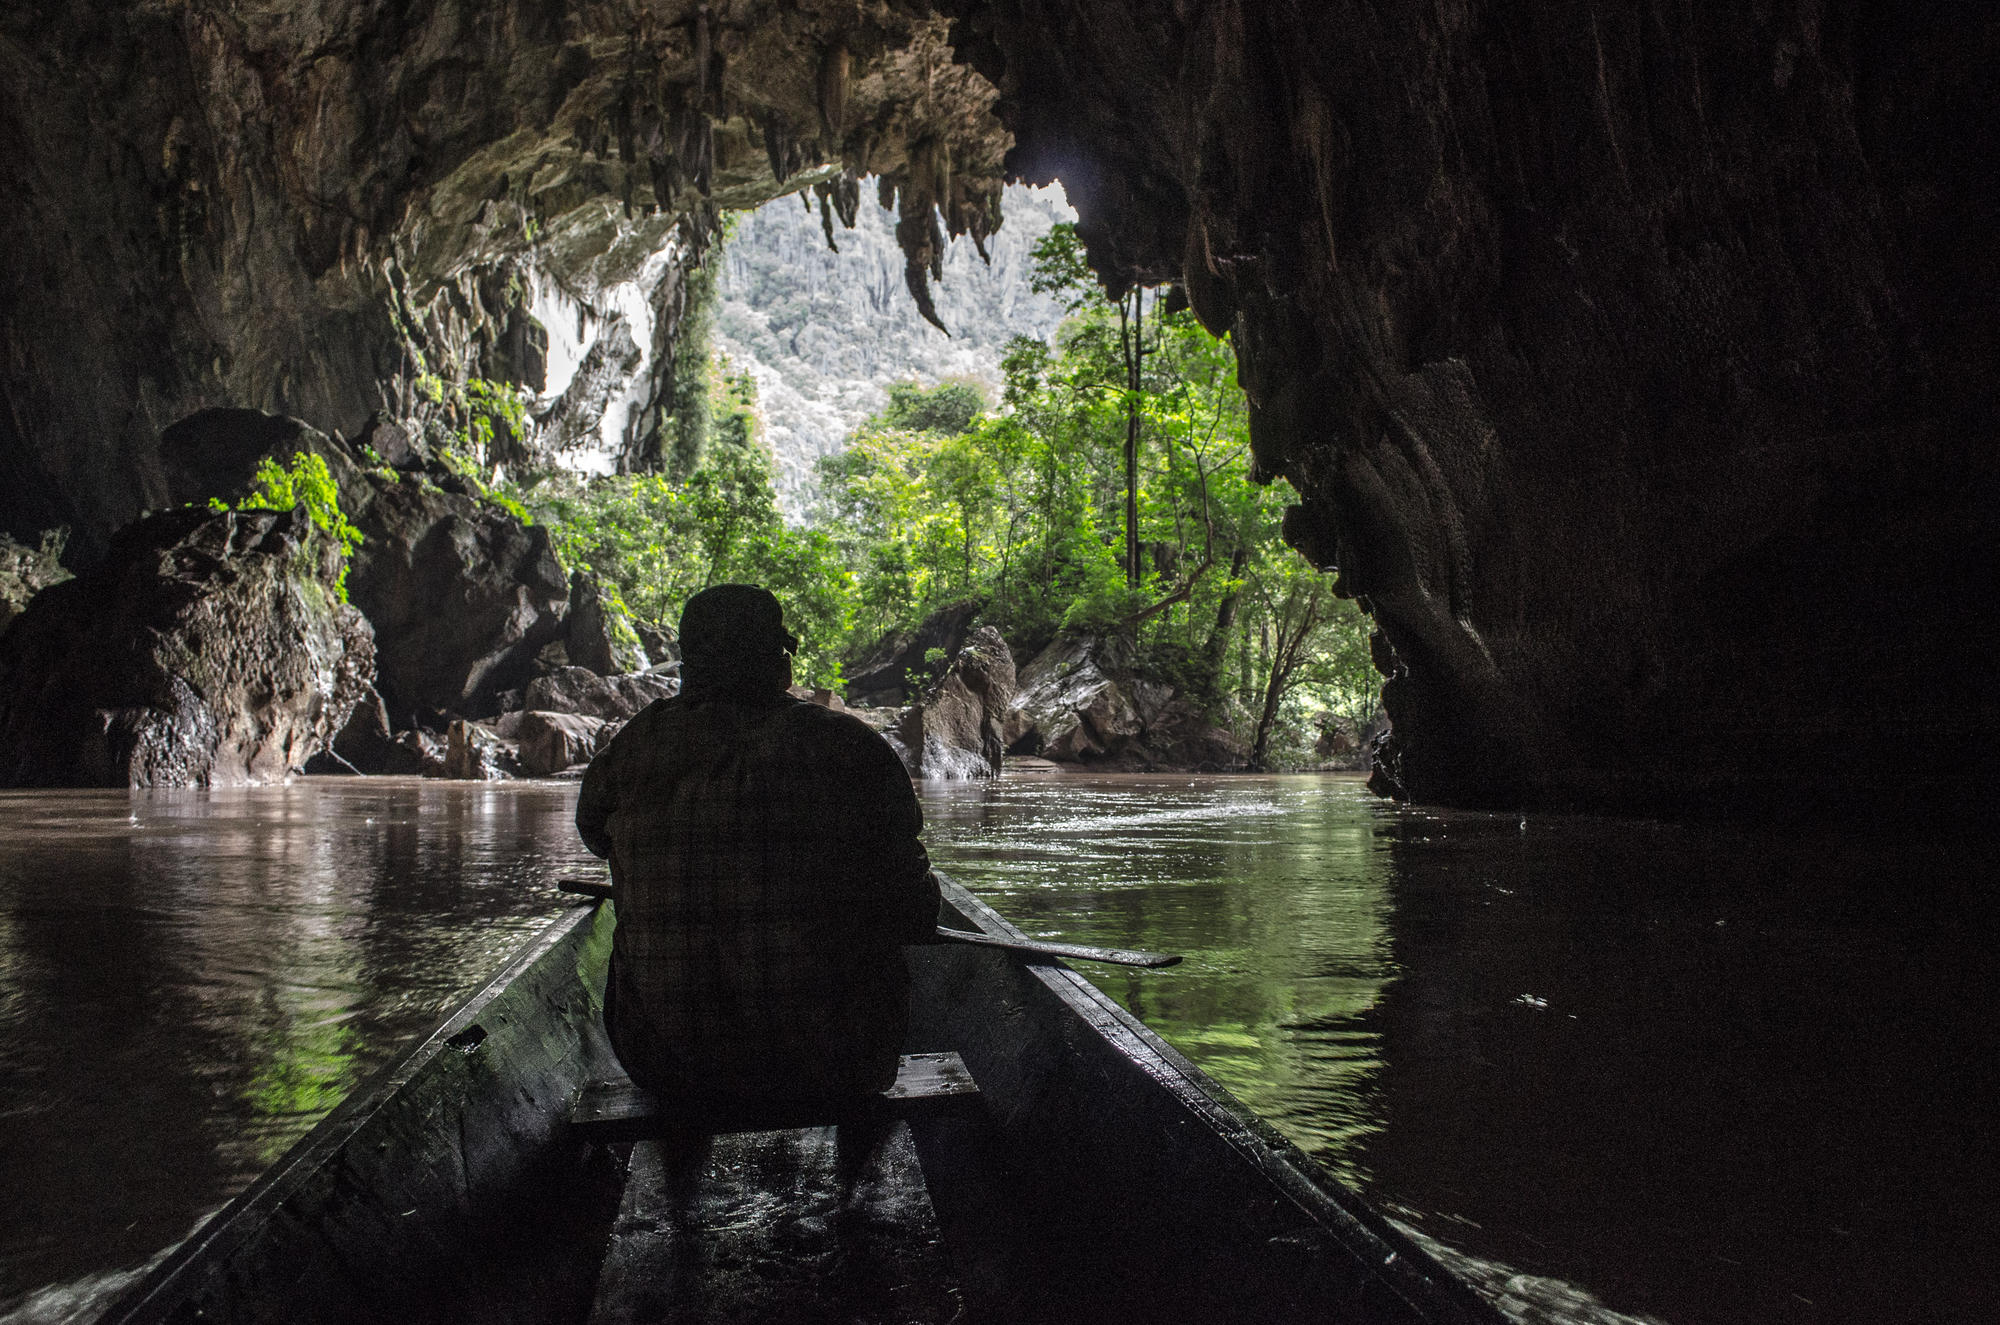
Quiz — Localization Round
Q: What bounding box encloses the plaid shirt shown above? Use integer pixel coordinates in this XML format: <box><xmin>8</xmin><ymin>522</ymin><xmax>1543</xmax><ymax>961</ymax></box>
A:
<box><xmin>577</xmin><ymin>694</ymin><xmax>937</xmax><ymax>1099</ymax></box>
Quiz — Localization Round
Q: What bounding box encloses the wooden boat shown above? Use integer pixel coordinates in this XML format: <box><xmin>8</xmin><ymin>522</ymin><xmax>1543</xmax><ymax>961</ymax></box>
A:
<box><xmin>106</xmin><ymin>873</ymin><xmax>1502</xmax><ymax>1325</ymax></box>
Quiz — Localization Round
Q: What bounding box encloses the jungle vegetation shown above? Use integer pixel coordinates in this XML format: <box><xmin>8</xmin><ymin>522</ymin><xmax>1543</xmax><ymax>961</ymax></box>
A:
<box><xmin>511</xmin><ymin>222</ymin><xmax>1380</xmax><ymax>766</ymax></box>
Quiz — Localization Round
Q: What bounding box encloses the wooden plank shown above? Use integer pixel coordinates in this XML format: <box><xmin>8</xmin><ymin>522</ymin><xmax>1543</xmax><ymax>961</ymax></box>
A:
<box><xmin>586</xmin><ymin>1123</ymin><xmax>964</xmax><ymax>1325</ymax></box>
<box><xmin>555</xmin><ymin>880</ymin><xmax>1181</xmax><ymax>967</ymax></box>
<box><xmin>571</xmin><ymin>1052</ymin><xmax>979</xmax><ymax>1143</ymax></box>
<box><xmin>882</xmin><ymin>1051</ymin><xmax>979</xmax><ymax>1101</ymax></box>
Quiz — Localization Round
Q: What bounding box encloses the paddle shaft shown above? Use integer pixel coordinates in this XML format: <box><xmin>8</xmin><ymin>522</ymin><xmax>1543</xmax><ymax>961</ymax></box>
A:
<box><xmin>555</xmin><ymin>879</ymin><xmax>1181</xmax><ymax>969</ymax></box>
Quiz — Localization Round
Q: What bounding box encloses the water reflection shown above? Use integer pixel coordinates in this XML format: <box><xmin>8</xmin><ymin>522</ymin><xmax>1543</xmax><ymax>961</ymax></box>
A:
<box><xmin>4</xmin><ymin>772</ymin><xmax>1994</xmax><ymax>1325</ymax></box>
<box><xmin>0</xmin><ymin>780</ymin><xmax>591</xmax><ymax>1313</ymax></box>
<box><xmin>921</xmin><ymin>775</ymin><xmax>2000</xmax><ymax>1325</ymax></box>
<box><xmin>921</xmin><ymin>775</ymin><xmax>1397</xmax><ymax>1186</ymax></box>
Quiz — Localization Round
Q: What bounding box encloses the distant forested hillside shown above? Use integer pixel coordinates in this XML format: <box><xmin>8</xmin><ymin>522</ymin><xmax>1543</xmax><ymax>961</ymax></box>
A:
<box><xmin>715</xmin><ymin>184</ymin><xmax>1073</xmax><ymax>518</ymax></box>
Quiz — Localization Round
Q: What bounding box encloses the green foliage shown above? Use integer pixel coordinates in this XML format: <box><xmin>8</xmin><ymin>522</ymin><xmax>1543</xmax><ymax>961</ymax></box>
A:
<box><xmin>1027</xmin><ymin>222</ymin><xmax>1096</xmax><ymax>313</ymax></box>
<box><xmin>214</xmin><ymin>451</ymin><xmax>363</xmax><ymax>601</ymax></box>
<box><xmin>412</xmin><ymin>372</ymin><xmax>533</xmax><ymax>468</ymax></box>
<box><xmin>881</xmin><ymin>380</ymin><xmax>986</xmax><ymax>436</ymax></box>
<box><xmin>510</xmin><ymin>361</ymin><xmax>853</xmax><ymax>688</ymax></box>
<box><xmin>811</xmin><ymin>231</ymin><xmax>1380</xmax><ymax>758</ymax></box>
<box><xmin>501</xmin><ymin>224</ymin><xmax>1379</xmax><ymax>742</ymax></box>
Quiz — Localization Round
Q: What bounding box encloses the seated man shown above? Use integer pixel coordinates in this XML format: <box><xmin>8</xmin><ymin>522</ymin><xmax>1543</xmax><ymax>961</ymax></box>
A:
<box><xmin>575</xmin><ymin>583</ymin><xmax>939</xmax><ymax>1114</ymax></box>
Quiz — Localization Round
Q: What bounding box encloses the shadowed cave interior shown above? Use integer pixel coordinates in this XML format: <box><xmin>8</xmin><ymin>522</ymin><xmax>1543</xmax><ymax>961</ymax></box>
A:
<box><xmin>4</xmin><ymin>0</ymin><xmax>1995</xmax><ymax>818</ymax></box>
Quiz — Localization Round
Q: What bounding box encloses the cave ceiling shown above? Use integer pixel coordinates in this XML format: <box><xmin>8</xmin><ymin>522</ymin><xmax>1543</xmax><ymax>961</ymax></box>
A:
<box><xmin>0</xmin><ymin>0</ymin><xmax>1009</xmax><ymax>554</ymax></box>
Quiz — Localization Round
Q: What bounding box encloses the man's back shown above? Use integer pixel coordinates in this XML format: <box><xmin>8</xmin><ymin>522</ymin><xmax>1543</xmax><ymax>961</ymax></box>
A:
<box><xmin>577</xmin><ymin>690</ymin><xmax>937</xmax><ymax>1101</ymax></box>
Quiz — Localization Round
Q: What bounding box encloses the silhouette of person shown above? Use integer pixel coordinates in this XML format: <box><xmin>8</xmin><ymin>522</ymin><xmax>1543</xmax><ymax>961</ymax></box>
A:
<box><xmin>576</xmin><ymin>583</ymin><xmax>938</xmax><ymax>1115</ymax></box>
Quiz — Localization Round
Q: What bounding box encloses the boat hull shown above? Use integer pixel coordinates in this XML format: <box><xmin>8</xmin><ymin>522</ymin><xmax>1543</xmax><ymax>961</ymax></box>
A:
<box><xmin>108</xmin><ymin>878</ymin><xmax>1497</xmax><ymax>1324</ymax></box>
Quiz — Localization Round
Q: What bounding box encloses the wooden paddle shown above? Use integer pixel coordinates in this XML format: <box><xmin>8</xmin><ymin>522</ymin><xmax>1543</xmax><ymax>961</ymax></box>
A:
<box><xmin>555</xmin><ymin>878</ymin><xmax>1181</xmax><ymax>969</ymax></box>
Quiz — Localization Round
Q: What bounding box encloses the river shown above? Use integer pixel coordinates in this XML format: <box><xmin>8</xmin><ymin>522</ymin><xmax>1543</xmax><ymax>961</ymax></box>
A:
<box><xmin>1</xmin><ymin>775</ymin><xmax>1993</xmax><ymax>1323</ymax></box>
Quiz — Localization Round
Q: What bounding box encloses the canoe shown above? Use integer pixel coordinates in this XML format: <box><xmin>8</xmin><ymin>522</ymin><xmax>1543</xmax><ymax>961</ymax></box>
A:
<box><xmin>105</xmin><ymin>872</ymin><xmax>1502</xmax><ymax>1325</ymax></box>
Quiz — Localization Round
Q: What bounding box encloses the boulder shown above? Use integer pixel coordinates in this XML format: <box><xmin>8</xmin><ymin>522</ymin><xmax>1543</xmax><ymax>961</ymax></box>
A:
<box><xmin>843</xmin><ymin>599</ymin><xmax>983</xmax><ymax>709</ymax></box>
<box><xmin>525</xmin><ymin>666</ymin><xmax>676</xmax><ymax>721</ymax></box>
<box><xmin>517</xmin><ymin>710</ymin><xmax>610</xmax><ymax>776</ymax></box>
<box><xmin>1006</xmin><ymin>635</ymin><xmax>1142</xmax><ymax>762</ymax></box>
<box><xmin>891</xmin><ymin>626</ymin><xmax>1017</xmax><ymax>779</ymax></box>
<box><xmin>0</xmin><ymin>530</ymin><xmax>71</xmax><ymax>636</ymax></box>
<box><xmin>0</xmin><ymin>507</ymin><xmax>373</xmax><ymax>787</ymax></box>
<box><xmin>443</xmin><ymin>719</ymin><xmax>519</xmax><ymax>780</ymax></box>
<box><xmin>636</xmin><ymin>620</ymin><xmax>680</xmax><ymax>664</ymax></box>
<box><xmin>157</xmin><ymin>408</ymin><xmax>572</xmax><ymax>728</ymax></box>
<box><xmin>565</xmin><ymin>571</ymin><xmax>646</xmax><ymax>675</ymax></box>
<box><xmin>304</xmin><ymin>683</ymin><xmax>398</xmax><ymax>774</ymax></box>
<box><xmin>345</xmin><ymin>469</ymin><xmax>570</xmax><ymax>726</ymax></box>
<box><xmin>384</xmin><ymin>729</ymin><xmax>448</xmax><ymax>777</ymax></box>
<box><xmin>1005</xmin><ymin>634</ymin><xmax>1246</xmax><ymax>772</ymax></box>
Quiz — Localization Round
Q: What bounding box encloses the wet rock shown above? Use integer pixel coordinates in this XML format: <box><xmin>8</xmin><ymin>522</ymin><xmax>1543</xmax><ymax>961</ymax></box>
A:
<box><xmin>565</xmin><ymin>572</ymin><xmax>645</xmax><ymax>676</ymax></box>
<box><xmin>1127</xmin><ymin>700</ymin><xmax>1249</xmax><ymax>774</ymax></box>
<box><xmin>637</xmin><ymin>621</ymin><xmax>680</xmax><ymax>665</ymax></box>
<box><xmin>517</xmin><ymin>710</ymin><xmax>611</xmax><ymax>777</ymax></box>
<box><xmin>1005</xmin><ymin>634</ymin><xmax>1244</xmax><ymax>772</ymax></box>
<box><xmin>843</xmin><ymin>600</ymin><xmax>983</xmax><ymax>709</ymax></box>
<box><xmin>0</xmin><ymin>507</ymin><xmax>372</xmax><ymax>787</ymax></box>
<box><xmin>385</xmin><ymin>729</ymin><xmax>449</xmax><ymax>778</ymax></box>
<box><xmin>345</xmin><ymin>469</ymin><xmax>571</xmax><ymax>727</ymax></box>
<box><xmin>305</xmin><ymin>684</ymin><xmax>399</xmax><ymax>774</ymax></box>
<box><xmin>893</xmin><ymin>626</ymin><xmax>1016</xmax><ymax>779</ymax></box>
<box><xmin>0</xmin><ymin>531</ymin><xmax>71</xmax><ymax>636</ymax></box>
<box><xmin>1006</xmin><ymin>635</ymin><xmax>1142</xmax><ymax>763</ymax></box>
<box><xmin>444</xmin><ymin>719</ymin><xmax>518</xmax><ymax>780</ymax></box>
<box><xmin>525</xmin><ymin>666</ymin><xmax>676</xmax><ymax>721</ymax></box>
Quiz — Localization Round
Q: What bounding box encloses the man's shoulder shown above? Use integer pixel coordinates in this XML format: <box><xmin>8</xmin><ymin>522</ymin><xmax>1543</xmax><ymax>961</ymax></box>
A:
<box><xmin>777</xmin><ymin>699</ymin><xmax>894</xmax><ymax>746</ymax></box>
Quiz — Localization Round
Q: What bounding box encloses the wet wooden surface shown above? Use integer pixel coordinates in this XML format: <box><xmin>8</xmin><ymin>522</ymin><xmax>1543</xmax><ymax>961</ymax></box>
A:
<box><xmin>586</xmin><ymin>1123</ymin><xmax>964</xmax><ymax>1325</ymax></box>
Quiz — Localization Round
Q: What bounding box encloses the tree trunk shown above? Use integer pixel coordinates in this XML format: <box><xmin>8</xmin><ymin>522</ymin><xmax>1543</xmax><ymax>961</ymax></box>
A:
<box><xmin>1122</xmin><ymin>288</ymin><xmax>1143</xmax><ymax>588</ymax></box>
<box><xmin>1203</xmin><ymin>541</ymin><xmax>1249</xmax><ymax>664</ymax></box>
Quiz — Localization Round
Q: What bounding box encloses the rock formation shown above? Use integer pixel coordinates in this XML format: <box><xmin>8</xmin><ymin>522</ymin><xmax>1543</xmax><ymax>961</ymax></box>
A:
<box><xmin>1007</xmin><ymin>634</ymin><xmax>1246</xmax><ymax>772</ymax></box>
<box><xmin>0</xmin><ymin>0</ymin><xmax>1011</xmax><ymax>562</ymax></box>
<box><xmin>0</xmin><ymin>532</ymin><xmax>71</xmax><ymax>635</ymax></box>
<box><xmin>517</xmin><ymin>711</ymin><xmax>612</xmax><ymax>777</ymax></box>
<box><xmin>945</xmin><ymin>1</ymin><xmax>2000</xmax><ymax>817</ymax></box>
<box><xmin>525</xmin><ymin>666</ymin><xmax>676</xmax><ymax>723</ymax></box>
<box><xmin>0</xmin><ymin>508</ymin><xmax>372</xmax><ymax>786</ymax></box>
<box><xmin>341</xmin><ymin>467</ymin><xmax>572</xmax><ymax>727</ymax></box>
<box><xmin>6</xmin><ymin>2</ymin><xmax>1996</xmax><ymax>817</ymax></box>
<box><xmin>844</xmin><ymin>599</ymin><xmax>985</xmax><ymax>708</ymax></box>
<box><xmin>892</xmin><ymin>624</ymin><xmax>1015</xmax><ymax>777</ymax></box>
<box><xmin>156</xmin><ymin>407</ymin><xmax>583</xmax><ymax>727</ymax></box>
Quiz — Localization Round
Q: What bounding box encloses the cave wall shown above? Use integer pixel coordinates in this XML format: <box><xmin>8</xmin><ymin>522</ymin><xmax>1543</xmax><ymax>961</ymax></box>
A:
<box><xmin>5</xmin><ymin>0</ymin><xmax>1996</xmax><ymax>817</ymax></box>
<box><xmin>0</xmin><ymin>0</ymin><xmax>1010</xmax><ymax>561</ymax></box>
<box><xmin>947</xmin><ymin>0</ymin><xmax>2000</xmax><ymax>817</ymax></box>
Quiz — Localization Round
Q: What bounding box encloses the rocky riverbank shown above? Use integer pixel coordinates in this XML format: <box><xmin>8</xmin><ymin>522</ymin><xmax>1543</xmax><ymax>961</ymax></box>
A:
<box><xmin>0</xmin><ymin>406</ymin><xmax>1260</xmax><ymax>787</ymax></box>
<box><xmin>838</xmin><ymin>604</ymin><xmax>1252</xmax><ymax>778</ymax></box>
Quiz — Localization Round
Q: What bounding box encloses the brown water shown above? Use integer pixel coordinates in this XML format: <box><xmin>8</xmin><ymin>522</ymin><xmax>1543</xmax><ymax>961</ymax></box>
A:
<box><xmin>0</xmin><ymin>781</ymin><xmax>592</xmax><ymax>1321</ymax></box>
<box><xmin>1</xmin><ymin>774</ymin><xmax>1996</xmax><ymax>1323</ymax></box>
<box><xmin>920</xmin><ymin>774</ymin><xmax>2000</xmax><ymax>1325</ymax></box>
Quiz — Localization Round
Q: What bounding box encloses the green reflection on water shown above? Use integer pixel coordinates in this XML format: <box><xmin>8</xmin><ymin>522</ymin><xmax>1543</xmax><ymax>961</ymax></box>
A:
<box><xmin>242</xmin><ymin>1002</ymin><xmax>362</xmax><ymax>1162</ymax></box>
<box><xmin>921</xmin><ymin>774</ymin><xmax>1394</xmax><ymax>1186</ymax></box>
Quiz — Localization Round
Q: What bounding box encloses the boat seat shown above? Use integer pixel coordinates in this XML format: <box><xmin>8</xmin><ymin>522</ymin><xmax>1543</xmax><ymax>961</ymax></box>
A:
<box><xmin>571</xmin><ymin>1051</ymin><xmax>979</xmax><ymax>1142</ymax></box>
